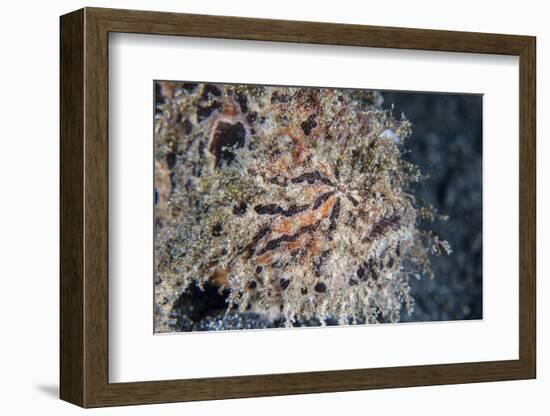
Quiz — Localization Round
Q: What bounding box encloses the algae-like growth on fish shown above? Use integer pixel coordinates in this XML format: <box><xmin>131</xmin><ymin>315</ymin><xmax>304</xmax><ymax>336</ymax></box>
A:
<box><xmin>154</xmin><ymin>82</ymin><xmax>451</xmax><ymax>332</ymax></box>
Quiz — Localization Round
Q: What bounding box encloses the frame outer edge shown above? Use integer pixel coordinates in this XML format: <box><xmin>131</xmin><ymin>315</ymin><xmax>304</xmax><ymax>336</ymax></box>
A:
<box><xmin>61</xmin><ymin>7</ymin><xmax>537</xmax><ymax>407</ymax></box>
<box><xmin>519</xmin><ymin>36</ymin><xmax>536</xmax><ymax>378</ymax></box>
<box><xmin>83</xmin><ymin>6</ymin><xmax>111</xmax><ymax>408</ymax></box>
<box><xmin>60</xmin><ymin>8</ymin><xmax>86</xmax><ymax>407</ymax></box>
<box><xmin>85</xmin><ymin>6</ymin><xmax>531</xmax><ymax>55</ymax></box>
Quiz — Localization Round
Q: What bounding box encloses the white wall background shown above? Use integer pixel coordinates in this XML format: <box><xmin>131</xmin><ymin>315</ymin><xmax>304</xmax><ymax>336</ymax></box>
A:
<box><xmin>0</xmin><ymin>0</ymin><xmax>545</xmax><ymax>414</ymax></box>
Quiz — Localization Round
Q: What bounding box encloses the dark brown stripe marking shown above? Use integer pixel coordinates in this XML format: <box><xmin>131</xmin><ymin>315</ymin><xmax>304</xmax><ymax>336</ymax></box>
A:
<box><xmin>313</xmin><ymin>191</ymin><xmax>335</xmax><ymax>209</ymax></box>
<box><xmin>290</xmin><ymin>171</ymin><xmax>335</xmax><ymax>187</ymax></box>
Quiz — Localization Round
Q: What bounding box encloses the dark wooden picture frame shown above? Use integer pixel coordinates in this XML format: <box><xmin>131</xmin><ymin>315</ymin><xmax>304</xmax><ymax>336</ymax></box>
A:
<box><xmin>60</xmin><ymin>7</ymin><xmax>536</xmax><ymax>408</ymax></box>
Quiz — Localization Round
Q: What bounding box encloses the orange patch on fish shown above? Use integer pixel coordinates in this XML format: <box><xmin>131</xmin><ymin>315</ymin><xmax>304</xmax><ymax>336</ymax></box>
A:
<box><xmin>287</xmin><ymin>130</ymin><xmax>309</xmax><ymax>165</ymax></box>
<box><xmin>255</xmin><ymin>253</ymin><xmax>273</xmax><ymax>265</ymax></box>
<box><xmin>287</xmin><ymin>240</ymin><xmax>303</xmax><ymax>251</ymax></box>
<box><xmin>310</xmin><ymin>239</ymin><xmax>320</xmax><ymax>257</ymax></box>
<box><xmin>321</xmin><ymin>196</ymin><xmax>335</xmax><ymax>217</ymax></box>
<box><xmin>272</xmin><ymin>219</ymin><xmax>293</xmax><ymax>234</ymax></box>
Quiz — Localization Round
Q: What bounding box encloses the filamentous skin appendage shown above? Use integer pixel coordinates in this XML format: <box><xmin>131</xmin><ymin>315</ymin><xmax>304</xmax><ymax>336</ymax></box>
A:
<box><xmin>154</xmin><ymin>82</ymin><xmax>451</xmax><ymax>332</ymax></box>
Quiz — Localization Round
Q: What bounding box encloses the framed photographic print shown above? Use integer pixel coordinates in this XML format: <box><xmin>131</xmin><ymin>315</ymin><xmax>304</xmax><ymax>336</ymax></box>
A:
<box><xmin>60</xmin><ymin>7</ymin><xmax>536</xmax><ymax>408</ymax></box>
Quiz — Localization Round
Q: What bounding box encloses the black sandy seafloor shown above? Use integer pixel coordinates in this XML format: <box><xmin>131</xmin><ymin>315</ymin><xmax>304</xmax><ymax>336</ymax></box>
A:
<box><xmin>168</xmin><ymin>90</ymin><xmax>483</xmax><ymax>331</ymax></box>
<box><xmin>382</xmin><ymin>91</ymin><xmax>483</xmax><ymax>322</ymax></box>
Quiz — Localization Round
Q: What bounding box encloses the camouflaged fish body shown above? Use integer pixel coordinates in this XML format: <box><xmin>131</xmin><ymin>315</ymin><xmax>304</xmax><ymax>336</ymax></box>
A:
<box><xmin>154</xmin><ymin>82</ymin><xmax>450</xmax><ymax>332</ymax></box>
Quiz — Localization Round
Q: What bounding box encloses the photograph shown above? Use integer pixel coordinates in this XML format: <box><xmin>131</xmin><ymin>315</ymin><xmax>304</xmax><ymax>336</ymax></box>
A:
<box><xmin>153</xmin><ymin>81</ymin><xmax>482</xmax><ymax>333</ymax></box>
